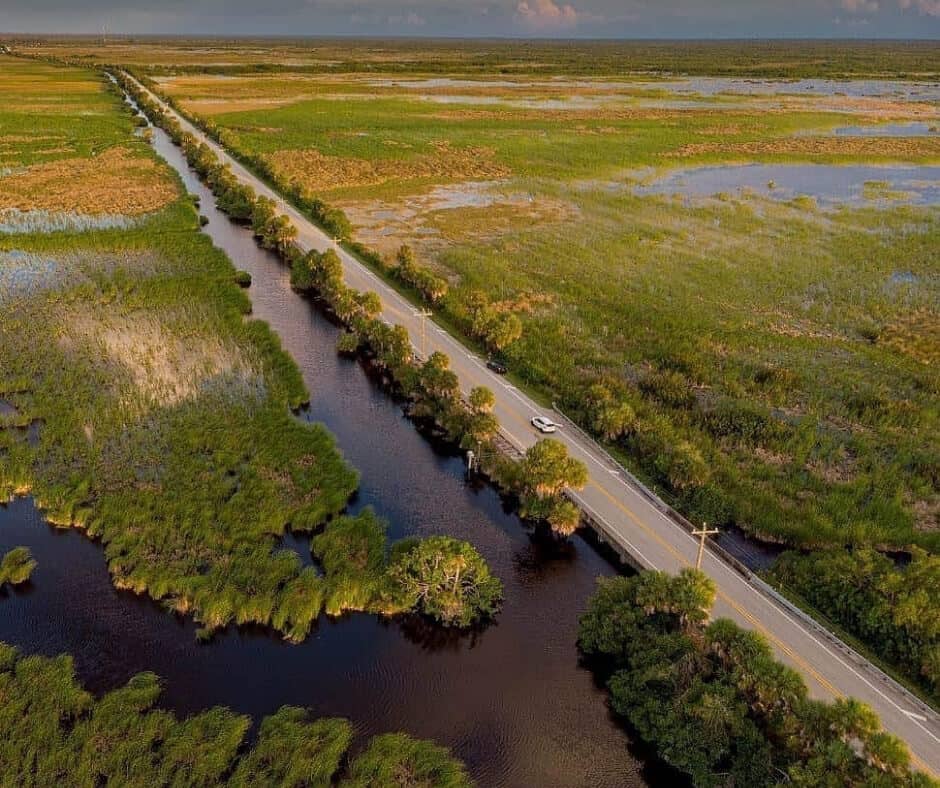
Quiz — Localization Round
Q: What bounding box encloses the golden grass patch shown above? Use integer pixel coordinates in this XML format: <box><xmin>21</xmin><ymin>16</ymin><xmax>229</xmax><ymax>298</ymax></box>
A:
<box><xmin>0</xmin><ymin>146</ymin><xmax>177</xmax><ymax>215</ymax></box>
<box><xmin>669</xmin><ymin>135</ymin><xmax>940</xmax><ymax>160</ymax></box>
<box><xmin>880</xmin><ymin>307</ymin><xmax>939</xmax><ymax>365</ymax></box>
<box><xmin>64</xmin><ymin>312</ymin><xmax>261</xmax><ymax>412</ymax></box>
<box><xmin>266</xmin><ymin>141</ymin><xmax>510</xmax><ymax>193</ymax></box>
<box><xmin>181</xmin><ymin>97</ymin><xmax>308</xmax><ymax>115</ymax></box>
<box><xmin>782</xmin><ymin>95</ymin><xmax>939</xmax><ymax>120</ymax></box>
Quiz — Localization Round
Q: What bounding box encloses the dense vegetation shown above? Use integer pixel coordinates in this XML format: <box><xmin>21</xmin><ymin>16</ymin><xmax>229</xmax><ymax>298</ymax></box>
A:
<box><xmin>0</xmin><ymin>642</ymin><xmax>471</xmax><ymax>787</ymax></box>
<box><xmin>36</xmin><ymin>44</ymin><xmax>940</xmax><ymax>721</ymax></box>
<box><xmin>770</xmin><ymin>548</ymin><xmax>940</xmax><ymax>703</ymax></box>
<box><xmin>578</xmin><ymin>570</ymin><xmax>935</xmax><ymax>787</ymax></box>
<box><xmin>120</xmin><ymin>66</ymin><xmax>586</xmax><ymax>542</ymax></box>
<box><xmin>0</xmin><ymin>57</ymin><xmax>509</xmax><ymax>641</ymax></box>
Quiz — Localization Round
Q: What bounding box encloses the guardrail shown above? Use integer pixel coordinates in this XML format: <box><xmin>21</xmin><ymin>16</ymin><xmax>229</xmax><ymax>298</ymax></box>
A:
<box><xmin>550</xmin><ymin>403</ymin><xmax>940</xmax><ymax>724</ymax></box>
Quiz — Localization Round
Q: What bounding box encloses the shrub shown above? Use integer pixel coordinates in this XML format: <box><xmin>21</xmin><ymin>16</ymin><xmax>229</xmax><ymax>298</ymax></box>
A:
<box><xmin>0</xmin><ymin>547</ymin><xmax>36</xmax><ymax>586</ymax></box>
<box><xmin>392</xmin><ymin>245</ymin><xmax>449</xmax><ymax>305</ymax></box>
<box><xmin>341</xmin><ymin>732</ymin><xmax>472</xmax><ymax>788</ymax></box>
<box><xmin>386</xmin><ymin>536</ymin><xmax>503</xmax><ymax>627</ymax></box>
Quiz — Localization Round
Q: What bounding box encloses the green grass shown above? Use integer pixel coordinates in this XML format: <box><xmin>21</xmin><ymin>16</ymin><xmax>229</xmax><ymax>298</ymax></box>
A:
<box><xmin>0</xmin><ymin>59</ymin><xmax>131</xmax><ymax>168</ymax></box>
<box><xmin>0</xmin><ymin>204</ymin><xmax>364</xmax><ymax>638</ymax></box>
<box><xmin>148</xmin><ymin>64</ymin><xmax>939</xmax><ymax>552</ymax></box>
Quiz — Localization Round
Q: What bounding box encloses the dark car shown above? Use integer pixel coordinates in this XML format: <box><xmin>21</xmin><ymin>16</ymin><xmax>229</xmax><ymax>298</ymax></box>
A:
<box><xmin>486</xmin><ymin>359</ymin><xmax>508</xmax><ymax>375</ymax></box>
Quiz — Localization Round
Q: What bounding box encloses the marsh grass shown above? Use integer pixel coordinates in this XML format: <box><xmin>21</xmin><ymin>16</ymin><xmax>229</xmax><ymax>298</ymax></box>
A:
<box><xmin>0</xmin><ymin>210</ymin><xmax>364</xmax><ymax>638</ymax></box>
<box><xmin>149</xmin><ymin>63</ymin><xmax>940</xmax><ymax>551</ymax></box>
<box><xmin>3</xmin><ymin>56</ymin><xmax>507</xmax><ymax>641</ymax></box>
<box><xmin>0</xmin><ymin>547</ymin><xmax>36</xmax><ymax>586</ymax></box>
<box><xmin>0</xmin><ymin>56</ymin><xmax>367</xmax><ymax>640</ymax></box>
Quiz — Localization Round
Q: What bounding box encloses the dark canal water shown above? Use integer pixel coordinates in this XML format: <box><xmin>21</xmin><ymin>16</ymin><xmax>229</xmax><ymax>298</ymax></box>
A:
<box><xmin>0</xmin><ymin>112</ymin><xmax>680</xmax><ymax>786</ymax></box>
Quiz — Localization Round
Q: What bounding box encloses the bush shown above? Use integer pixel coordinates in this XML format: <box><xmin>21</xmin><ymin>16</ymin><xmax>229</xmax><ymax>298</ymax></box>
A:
<box><xmin>392</xmin><ymin>245</ymin><xmax>449</xmax><ymax>305</ymax></box>
<box><xmin>515</xmin><ymin>439</ymin><xmax>589</xmax><ymax>534</ymax></box>
<box><xmin>0</xmin><ymin>547</ymin><xmax>36</xmax><ymax>586</ymax></box>
<box><xmin>386</xmin><ymin>536</ymin><xmax>503</xmax><ymax>627</ymax></box>
<box><xmin>233</xmin><ymin>270</ymin><xmax>251</xmax><ymax>288</ymax></box>
<box><xmin>341</xmin><ymin>732</ymin><xmax>472</xmax><ymax>788</ymax></box>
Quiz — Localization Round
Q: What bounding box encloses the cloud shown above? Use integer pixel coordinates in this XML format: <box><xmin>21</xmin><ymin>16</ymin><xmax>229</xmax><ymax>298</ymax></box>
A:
<box><xmin>515</xmin><ymin>0</ymin><xmax>581</xmax><ymax>30</ymax></box>
<box><xmin>840</xmin><ymin>0</ymin><xmax>879</xmax><ymax>12</ymax></box>
<box><xmin>897</xmin><ymin>0</ymin><xmax>940</xmax><ymax>15</ymax></box>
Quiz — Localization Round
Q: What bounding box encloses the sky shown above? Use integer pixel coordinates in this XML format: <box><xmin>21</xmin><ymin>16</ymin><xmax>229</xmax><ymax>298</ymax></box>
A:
<box><xmin>1</xmin><ymin>0</ymin><xmax>938</xmax><ymax>38</ymax></box>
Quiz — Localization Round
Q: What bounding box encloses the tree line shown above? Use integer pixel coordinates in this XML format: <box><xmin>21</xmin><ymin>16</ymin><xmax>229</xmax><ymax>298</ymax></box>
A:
<box><xmin>116</xmin><ymin>72</ymin><xmax>589</xmax><ymax>640</ymax></box>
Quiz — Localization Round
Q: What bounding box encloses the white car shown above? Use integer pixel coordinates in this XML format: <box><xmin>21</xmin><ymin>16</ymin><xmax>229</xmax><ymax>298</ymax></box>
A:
<box><xmin>531</xmin><ymin>416</ymin><xmax>558</xmax><ymax>434</ymax></box>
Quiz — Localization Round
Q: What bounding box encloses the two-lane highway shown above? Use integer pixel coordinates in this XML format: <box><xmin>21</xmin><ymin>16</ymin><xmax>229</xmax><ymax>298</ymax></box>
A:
<box><xmin>127</xmin><ymin>74</ymin><xmax>940</xmax><ymax>777</ymax></box>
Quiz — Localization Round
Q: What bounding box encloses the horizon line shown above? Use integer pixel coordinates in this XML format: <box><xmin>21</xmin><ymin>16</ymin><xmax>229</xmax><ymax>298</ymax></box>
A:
<box><xmin>3</xmin><ymin>33</ymin><xmax>940</xmax><ymax>42</ymax></box>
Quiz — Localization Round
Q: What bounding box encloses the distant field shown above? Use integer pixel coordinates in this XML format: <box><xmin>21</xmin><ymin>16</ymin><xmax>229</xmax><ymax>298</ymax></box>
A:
<box><xmin>132</xmin><ymin>49</ymin><xmax>939</xmax><ymax>552</ymax></box>
<box><xmin>14</xmin><ymin>37</ymin><xmax>940</xmax><ymax>79</ymax></box>
<box><xmin>24</xmin><ymin>40</ymin><xmax>939</xmax><ymax>552</ymax></box>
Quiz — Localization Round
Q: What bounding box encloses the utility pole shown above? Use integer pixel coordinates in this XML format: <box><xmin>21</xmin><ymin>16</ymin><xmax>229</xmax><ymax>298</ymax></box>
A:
<box><xmin>692</xmin><ymin>523</ymin><xmax>719</xmax><ymax>571</ymax></box>
<box><xmin>415</xmin><ymin>309</ymin><xmax>432</xmax><ymax>359</ymax></box>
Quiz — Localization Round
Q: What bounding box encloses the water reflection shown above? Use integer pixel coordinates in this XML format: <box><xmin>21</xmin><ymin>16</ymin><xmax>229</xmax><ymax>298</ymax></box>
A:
<box><xmin>636</xmin><ymin>163</ymin><xmax>940</xmax><ymax>207</ymax></box>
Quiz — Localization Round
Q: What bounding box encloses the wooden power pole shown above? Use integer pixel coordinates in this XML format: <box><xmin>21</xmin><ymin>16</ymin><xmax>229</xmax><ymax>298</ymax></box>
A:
<box><xmin>692</xmin><ymin>524</ymin><xmax>719</xmax><ymax>570</ymax></box>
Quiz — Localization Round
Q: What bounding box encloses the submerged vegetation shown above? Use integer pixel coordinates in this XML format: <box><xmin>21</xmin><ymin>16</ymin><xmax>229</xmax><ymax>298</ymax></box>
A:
<box><xmin>578</xmin><ymin>570</ymin><xmax>934</xmax><ymax>787</ymax></box>
<box><xmin>0</xmin><ymin>642</ymin><xmax>471</xmax><ymax>787</ymax></box>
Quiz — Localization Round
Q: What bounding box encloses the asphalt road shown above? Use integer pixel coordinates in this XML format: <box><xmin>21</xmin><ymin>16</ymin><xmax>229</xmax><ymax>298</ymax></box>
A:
<box><xmin>129</xmin><ymin>75</ymin><xmax>940</xmax><ymax>777</ymax></box>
